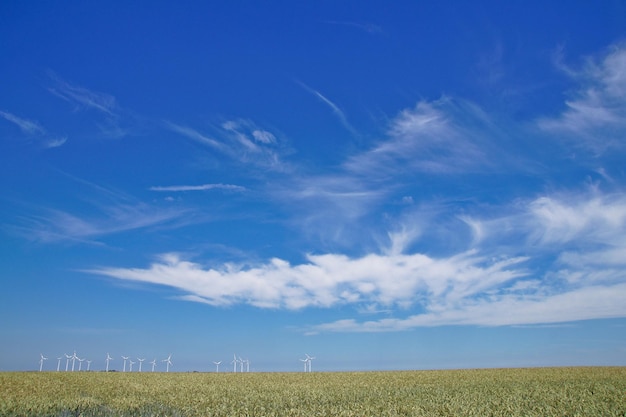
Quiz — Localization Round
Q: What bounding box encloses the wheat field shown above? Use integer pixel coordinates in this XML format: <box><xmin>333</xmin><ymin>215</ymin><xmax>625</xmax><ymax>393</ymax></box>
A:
<box><xmin>1</xmin><ymin>367</ymin><xmax>625</xmax><ymax>416</ymax></box>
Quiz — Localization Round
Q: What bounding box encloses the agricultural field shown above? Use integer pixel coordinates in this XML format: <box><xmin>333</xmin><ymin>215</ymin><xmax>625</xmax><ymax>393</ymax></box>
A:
<box><xmin>1</xmin><ymin>367</ymin><xmax>625</xmax><ymax>416</ymax></box>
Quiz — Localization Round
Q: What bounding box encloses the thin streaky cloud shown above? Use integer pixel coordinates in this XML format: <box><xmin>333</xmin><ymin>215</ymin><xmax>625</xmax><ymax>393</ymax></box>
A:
<box><xmin>165</xmin><ymin>121</ymin><xmax>228</xmax><ymax>152</ymax></box>
<box><xmin>0</xmin><ymin>110</ymin><xmax>46</xmax><ymax>135</ymax></box>
<box><xmin>297</xmin><ymin>81</ymin><xmax>359</xmax><ymax>136</ymax></box>
<box><xmin>323</xmin><ymin>20</ymin><xmax>384</xmax><ymax>34</ymax></box>
<box><xmin>47</xmin><ymin>72</ymin><xmax>117</xmax><ymax>116</ymax></box>
<box><xmin>538</xmin><ymin>43</ymin><xmax>626</xmax><ymax>153</ymax></box>
<box><xmin>44</xmin><ymin>136</ymin><xmax>68</xmax><ymax>149</ymax></box>
<box><xmin>150</xmin><ymin>183</ymin><xmax>246</xmax><ymax>192</ymax></box>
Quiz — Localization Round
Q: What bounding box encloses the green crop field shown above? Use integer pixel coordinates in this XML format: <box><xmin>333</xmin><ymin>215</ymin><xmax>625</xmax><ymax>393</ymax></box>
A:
<box><xmin>1</xmin><ymin>367</ymin><xmax>625</xmax><ymax>416</ymax></box>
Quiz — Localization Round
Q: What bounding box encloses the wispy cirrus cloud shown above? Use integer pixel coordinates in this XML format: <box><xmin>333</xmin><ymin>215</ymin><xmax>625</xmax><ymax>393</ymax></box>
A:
<box><xmin>0</xmin><ymin>110</ymin><xmax>68</xmax><ymax>148</ymax></box>
<box><xmin>343</xmin><ymin>97</ymin><xmax>518</xmax><ymax>179</ymax></box>
<box><xmin>150</xmin><ymin>183</ymin><xmax>246</xmax><ymax>192</ymax></box>
<box><xmin>47</xmin><ymin>72</ymin><xmax>118</xmax><ymax>116</ymax></box>
<box><xmin>323</xmin><ymin>20</ymin><xmax>384</xmax><ymax>34</ymax></box>
<box><xmin>11</xmin><ymin>178</ymin><xmax>192</xmax><ymax>244</ymax></box>
<box><xmin>166</xmin><ymin>118</ymin><xmax>290</xmax><ymax>171</ymax></box>
<box><xmin>165</xmin><ymin>121</ymin><xmax>227</xmax><ymax>151</ymax></box>
<box><xmin>297</xmin><ymin>81</ymin><xmax>359</xmax><ymax>137</ymax></box>
<box><xmin>538</xmin><ymin>43</ymin><xmax>626</xmax><ymax>153</ymax></box>
<box><xmin>89</xmin><ymin>187</ymin><xmax>626</xmax><ymax>330</ymax></box>
<box><xmin>0</xmin><ymin>110</ymin><xmax>46</xmax><ymax>135</ymax></box>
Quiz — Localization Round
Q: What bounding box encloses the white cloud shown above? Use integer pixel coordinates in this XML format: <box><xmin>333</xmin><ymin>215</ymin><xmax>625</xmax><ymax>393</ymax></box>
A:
<box><xmin>13</xmin><ymin>180</ymin><xmax>192</xmax><ymax>244</ymax></box>
<box><xmin>44</xmin><ymin>136</ymin><xmax>68</xmax><ymax>148</ymax></box>
<box><xmin>538</xmin><ymin>43</ymin><xmax>626</xmax><ymax>152</ymax></box>
<box><xmin>165</xmin><ymin>122</ymin><xmax>227</xmax><ymax>151</ymax></box>
<box><xmin>0</xmin><ymin>110</ymin><xmax>46</xmax><ymax>135</ymax></box>
<box><xmin>297</xmin><ymin>81</ymin><xmax>359</xmax><ymax>136</ymax></box>
<box><xmin>48</xmin><ymin>72</ymin><xmax>117</xmax><ymax>116</ymax></box>
<box><xmin>343</xmin><ymin>98</ymin><xmax>498</xmax><ymax>176</ymax></box>
<box><xmin>167</xmin><ymin>119</ymin><xmax>288</xmax><ymax>171</ymax></box>
<box><xmin>252</xmin><ymin>129</ymin><xmax>276</xmax><ymax>144</ymax></box>
<box><xmin>90</xmin><ymin>250</ymin><xmax>528</xmax><ymax>311</ymax></box>
<box><xmin>150</xmin><ymin>183</ymin><xmax>246</xmax><ymax>192</ymax></box>
<box><xmin>312</xmin><ymin>282</ymin><xmax>626</xmax><ymax>331</ymax></box>
<box><xmin>88</xmin><ymin>187</ymin><xmax>626</xmax><ymax>330</ymax></box>
<box><xmin>0</xmin><ymin>110</ymin><xmax>68</xmax><ymax>148</ymax></box>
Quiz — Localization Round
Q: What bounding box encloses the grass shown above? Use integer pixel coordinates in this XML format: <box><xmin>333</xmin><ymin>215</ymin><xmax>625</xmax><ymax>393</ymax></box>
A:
<box><xmin>1</xmin><ymin>367</ymin><xmax>625</xmax><ymax>416</ymax></box>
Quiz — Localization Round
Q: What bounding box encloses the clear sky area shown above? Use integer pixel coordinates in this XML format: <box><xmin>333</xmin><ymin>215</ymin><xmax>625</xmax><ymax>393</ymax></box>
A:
<box><xmin>2</xmin><ymin>1</ymin><xmax>626</xmax><ymax>372</ymax></box>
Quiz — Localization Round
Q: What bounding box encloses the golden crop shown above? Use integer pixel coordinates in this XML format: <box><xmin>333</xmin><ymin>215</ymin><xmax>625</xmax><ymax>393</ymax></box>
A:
<box><xmin>1</xmin><ymin>367</ymin><xmax>625</xmax><ymax>416</ymax></box>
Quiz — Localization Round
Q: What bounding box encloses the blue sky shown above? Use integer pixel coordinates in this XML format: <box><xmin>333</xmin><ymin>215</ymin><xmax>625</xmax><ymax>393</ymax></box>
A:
<box><xmin>2</xmin><ymin>1</ymin><xmax>626</xmax><ymax>372</ymax></box>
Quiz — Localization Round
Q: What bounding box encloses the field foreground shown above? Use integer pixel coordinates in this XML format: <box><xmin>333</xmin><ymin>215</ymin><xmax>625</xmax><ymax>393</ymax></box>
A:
<box><xmin>1</xmin><ymin>367</ymin><xmax>625</xmax><ymax>416</ymax></box>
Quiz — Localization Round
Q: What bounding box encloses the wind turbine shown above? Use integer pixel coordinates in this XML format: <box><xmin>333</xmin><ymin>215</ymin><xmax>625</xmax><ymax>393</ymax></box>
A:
<box><xmin>245</xmin><ymin>359</ymin><xmax>250</xmax><ymax>373</ymax></box>
<box><xmin>238</xmin><ymin>356</ymin><xmax>244</xmax><ymax>373</ymax></box>
<box><xmin>129</xmin><ymin>359</ymin><xmax>135</xmax><ymax>372</ymax></box>
<box><xmin>56</xmin><ymin>356</ymin><xmax>63</xmax><ymax>372</ymax></box>
<box><xmin>150</xmin><ymin>358</ymin><xmax>157</xmax><ymax>372</ymax></box>
<box><xmin>137</xmin><ymin>358</ymin><xmax>145</xmax><ymax>372</ymax></box>
<box><xmin>231</xmin><ymin>354</ymin><xmax>238</xmax><ymax>373</ymax></box>
<box><xmin>162</xmin><ymin>354</ymin><xmax>172</xmax><ymax>372</ymax></box>
<box><xmin>300</xmin><ymin>357</ymin><xmax>308</xmax><ymax>372</ymax></box>
<box><xmin>86</xmin><ymin>360</ymin><xmax>92</xmax><ymax>371</ymax></box>
<box><xmin>213</xmin><ymin>361</ymin><xmax>221</xmax><ymax>373</ymax></box>
<box><xmin>121</xmin><ymin>356</ymin><xmax>129</xmax><ymax>372</ymax></box>
<box><xmin>71</xmin><ymin>351</ymin><xmax>78</xmax><ymax>372</ymax></box>
<box><xmin>65</xmin><ymin>354</ymin><xmax>71</xmax><ymax>372</ymax></box>
<box><xmin>78</xmin><ymin>357</ymin><xmax>84</xmax><ymax>371</ymax></box>
<box><xmin>305</xmin><ymin>354</ymin><xmax>316</xmax><ymax>372</ymax></box>
<box><xmin>105</xmin><ymin>353</ymin><xmax>113</xmax><ymax>372</ymax></box>
<box><xmin>39</xmin><ymin>354</ymin><xmax>48</xmax><ymax>372</ymax></box>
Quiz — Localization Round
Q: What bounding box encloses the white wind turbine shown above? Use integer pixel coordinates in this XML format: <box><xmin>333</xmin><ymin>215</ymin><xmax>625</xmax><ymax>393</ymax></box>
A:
<box><xmin>305</xmin><ymin>354</ymin><xmax>315</xmax><ymax>372</ymax></box>
<box><xmin>121</xmin><ymin>356</ymin><xmax>129</xmax><ymax>372</ymax></box>
<box><xmin>213</xmin><ymin>361</ymin><xmax>221</xmax><ymax>373</ymax></box>
<box><xmin>56</xmin><ymin>356</ymin><xmax>63</xmax><ymax>372</ymax></box>
<box><xmin>64</xmin><ymin>354</ymin><xmax>71</xmax><ymax>372</ymax></box>
<box><xmin>150</xmin><ymin>358</ymin><xmax>157</xmax><ymax>372</ymax></box>
<box><xmin>71</xmin><ymin>351</ymin><xmax>78</xmax><ymax>372</ymax></box>
<box><xmin>137</xmin><ymin>358</ymin><xmax>145</xmax><ymax>372</ymax></box>
<box><xmin>86</xmin><ymin>360</ymin><xmax>92</xmax><ymax>371</ymax></box>
<box><xmin>231</xmin><ymin>354</ymin><xmax>238</xmax><ymax>373</ymax></box>
<box><xmin>300</xmin><ymin>357</ymin><xmax>308</xmax><ymax>372</ymax></box>
<box><xmin>243</xmin><ymin>359</ymin><xmax>250</xmax><ymax>373</ymax></box>
<box><xmin>129</xmin><ymin>359</ymin><xmax>135</xmax><ymax>372</ymax></box>
<box><xmin>105</xmin><ymin>353</ymin><xmax>113</xmax><ymax>372</ymax></box>
<box><xmin>39</xmin><ymin>354</ymin><xmax>48</xmax><ymax>372</ymax></box>
<box><xmin>162</xmin><ymin>354</ymin><xmax>172</xmax><ymax>372</ymax></box>
<box><xmin>238</xmin><ymin>356</ymin><xmax>244</xmax><ymax>373</ymax></box>
<box><xmin>78</xmin><ymin>357</ymin><xmax>84</xmax><ymax>371</ymax></box>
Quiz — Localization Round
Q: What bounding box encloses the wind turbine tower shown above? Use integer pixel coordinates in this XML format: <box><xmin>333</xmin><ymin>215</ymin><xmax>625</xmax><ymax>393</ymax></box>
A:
<box><xmin>213</xmin><ymin>361</ymin><xmax>221</xmax><ymax>373</ymax></box>
<box><xmin>231</xmin><ymin>354</ymin><xmax>238</xmax><ymax>373</ymax></box>
<box><xmin>86</xmin><ymin>360</ymin><xmax>92</xmax><ymax>371</ymax></box>
<box><xmin>39</xmin><ymin>354</ymin><xmax>48</xmax><ymax>372</ymax></box>
<box><xmin>306</xmin><ymin>354</ymin><xmax>316</xmax><ymax>372</ymax></box>
<box><xmin>56</xmin><ymin>356</ymin><xmax>62</xmax><ymax>372</ymax></box>
<box><xmin>162</xmin><ymin>354</ymin><xmax>172</xmax><ymax>372</ymax></box>
<box><xmin>150</xmin><ymin>358</ymin><xmax>157</xmax><ymax>372</ymax></box>
<box><xmin>78</xmin><ymin>357</ymin><xmax>84</xmax><ymax>371</ymax></box>
<box><xmin>121</xmin><ymin>356</ymin><xmax>129</xmax><ymax>372</ymax></box>
<box><xmin>65</xmin><ymin>354</ymin><xmax>71</xmax><ymax>372</ymax></box>
<box><xmin>71</xmin><ymin>351</ymin><xmax>78</xmax><ymax>372</ymax></box>
<box><xmin>129</xmin><ymin>359</ymin><xmax>135</xmax><ymax>372</ymax></box>
<box><xmin>137</xmin><ymin>358</ymin><xmax>145</xmax><ymax>372</ymax></box>
<box><xmin>105</xmin><ymin>353</ymin><xmax>113</xmax><ymax>372</ymax></box>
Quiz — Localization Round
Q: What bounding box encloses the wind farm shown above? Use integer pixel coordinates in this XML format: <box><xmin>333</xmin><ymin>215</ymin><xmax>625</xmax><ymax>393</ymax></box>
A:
<box><xmin>32</xmin><ymin>351</ymin><xmax>322</xmax><ymax>373</ymax></box>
